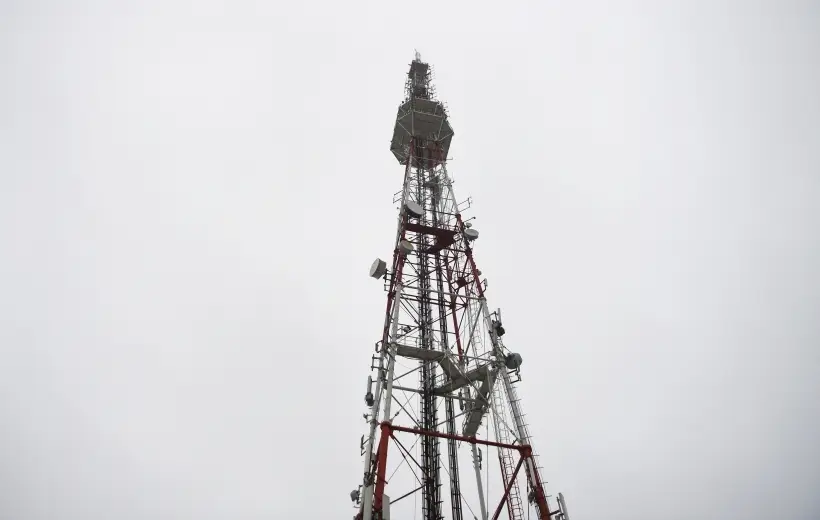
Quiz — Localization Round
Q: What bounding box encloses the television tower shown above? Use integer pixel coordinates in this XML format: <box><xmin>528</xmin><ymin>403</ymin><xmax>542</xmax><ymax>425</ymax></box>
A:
<box><xmin>352</xmin><ymin>54</ymin><xmax>570</xmax><ymax>520</ymax></box>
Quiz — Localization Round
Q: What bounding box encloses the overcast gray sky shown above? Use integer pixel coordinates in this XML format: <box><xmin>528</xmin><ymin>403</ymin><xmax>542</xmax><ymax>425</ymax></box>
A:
<box><xmin>1</xmin><ymin>1</ymin><xmax>819</xmax><ymax>519</ymax></box>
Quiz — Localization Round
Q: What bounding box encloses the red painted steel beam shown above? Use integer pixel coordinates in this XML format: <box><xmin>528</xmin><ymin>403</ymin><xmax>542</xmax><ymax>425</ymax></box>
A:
<box><xmin>491</xmin><ymin>454</ymin><xmax>526</xmax><ymax>520</ymax></box>
<box><xmin>529</xmin><ymin>451</ymin><xmax>553</xmax><ymax>520</ymax></box>
<box><xmin>495</xmin><ymin>453</ymin><xmax>515</xmax><ymax>520</ymax></box>
<box><xmin>455</xmin><ymin>214</ymin><xmax>485</xmax><ymax>299</ymax></box>
<box><xmin>444</xmin><ymin>258</ymin><xmax>465</xmax><ymax>363</ymax></box>
<box><xmin>387</xmin><ymin>423</ymin><xmax>527</xmax><ymax>452</ymax></box>
<box><xmin>372</xmin><ymin>423</ymin><xmax>392</xmax><ymax>513</ymax></box>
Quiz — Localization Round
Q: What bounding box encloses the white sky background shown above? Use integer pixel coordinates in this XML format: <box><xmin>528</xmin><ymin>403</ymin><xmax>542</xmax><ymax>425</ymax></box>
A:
<box><xmin>1</xmin><ymin>1</ymin><xmax>819</xmax><ymax>519</ymax></box>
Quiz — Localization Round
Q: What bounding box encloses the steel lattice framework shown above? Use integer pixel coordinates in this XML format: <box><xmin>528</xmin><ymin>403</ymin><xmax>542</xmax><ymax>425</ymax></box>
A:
<box><xmin>352</xmin><ymin>54</ymin><xmax>570</xmax><ymax>520</ymax></box>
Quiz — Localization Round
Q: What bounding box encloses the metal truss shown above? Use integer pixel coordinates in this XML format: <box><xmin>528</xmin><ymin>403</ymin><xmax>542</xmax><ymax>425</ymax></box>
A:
<box><xmin>353</xmin><ymin>55</ymin><xmax>566</xmax><ymax>520</ymax></box>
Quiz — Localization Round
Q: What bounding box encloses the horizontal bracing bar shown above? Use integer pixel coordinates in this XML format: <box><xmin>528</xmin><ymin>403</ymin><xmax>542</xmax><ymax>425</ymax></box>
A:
<box><xmin>391</xmin><ymin>484</ymin><xmax>425</xmax><ymax>505</ymax></box>
<box><xmin>389</xmin><ymin>287</ymin><xmax>483</xmax><ymax>301</ymax></box>
<box><xmin>392</xmin><ymin>385</ymin><xmax>485</xmax><ymax>404</ymax></box>
<box><xmin>387</xmin><ymin>422</ymin><xmax>531</xmax><ymax>454</ymax></box>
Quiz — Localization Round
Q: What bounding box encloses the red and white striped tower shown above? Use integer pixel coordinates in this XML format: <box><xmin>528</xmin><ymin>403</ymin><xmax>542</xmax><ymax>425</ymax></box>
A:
<box><xmin>352</xmin><ymin>53</ymin><xmax>570</xmax><ymax>520</ymax></box>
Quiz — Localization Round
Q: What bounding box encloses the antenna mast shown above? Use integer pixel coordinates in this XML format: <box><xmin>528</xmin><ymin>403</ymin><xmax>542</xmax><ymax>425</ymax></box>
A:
<box><xmin>351</xmin><ymin>53</ymin><xmax>570</xmax><ymax>520</ymax></box>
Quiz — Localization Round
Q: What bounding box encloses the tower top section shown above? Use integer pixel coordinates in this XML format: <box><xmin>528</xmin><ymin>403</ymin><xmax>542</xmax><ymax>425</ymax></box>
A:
<box><xmin>389</xmin><ymin>56</ymin><xmax>454</xmax><ymax>167</ymax></box>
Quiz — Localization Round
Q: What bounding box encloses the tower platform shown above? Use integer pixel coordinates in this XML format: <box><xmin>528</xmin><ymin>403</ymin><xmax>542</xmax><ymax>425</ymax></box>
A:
<box><xmin>389</xmin><ymin>60</ymin><xmax>454</xmax><ymax>167</ymax></box>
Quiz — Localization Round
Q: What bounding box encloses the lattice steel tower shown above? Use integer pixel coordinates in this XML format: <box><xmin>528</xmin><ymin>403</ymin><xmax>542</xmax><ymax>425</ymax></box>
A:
<box><xmin>351</xmin><ymin>54</ymin><xmax>571</xmax><ymax>520</ymax></box>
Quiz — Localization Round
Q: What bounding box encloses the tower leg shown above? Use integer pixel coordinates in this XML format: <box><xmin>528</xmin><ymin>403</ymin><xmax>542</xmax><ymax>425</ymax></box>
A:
<box><xmin>361</xmin><ymin>279</ymin><xmax>405</xmax><ymax>519</ymax></box>
<box><xmin>373</xmin><ymin>423</ymin><xmax>392</xmax><ymax>517</ymax></box>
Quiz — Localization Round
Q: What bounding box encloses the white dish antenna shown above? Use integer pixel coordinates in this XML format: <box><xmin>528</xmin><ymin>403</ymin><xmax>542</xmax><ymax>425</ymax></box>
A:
<box><xmin>464</xmin><ymin>228</ymin><xmax>479</xmax><ymax>241</ymax></box>
<box><xmin>369</xmin><ymin>258</ymin><xmax>387</xmax><ymax>279</ymax></box>
<box><xmin>405</xmin><ymin>201</ymin><xmax>423</xmax><ymax>218</ymax></box>
<box><xmin>398</xmin><ymin>239</ymin><xmax>414</xmax><ymax>255</ymax></box>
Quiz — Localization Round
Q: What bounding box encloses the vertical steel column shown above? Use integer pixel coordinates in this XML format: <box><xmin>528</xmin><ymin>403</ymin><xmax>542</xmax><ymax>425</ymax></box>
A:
<box><xmin>416</xmin><ymin>140</ymin><xmax>442</xmax><ymax>520</ymax></box>
<box><xmin>431</xmin><ymin>169</ymin><xmax>463</xmax><ymax>520</ymax></box>
<box><xmin>360</xmin><ymin>140</ymin><xmax>415</xmax><ymax>520</ymax></box>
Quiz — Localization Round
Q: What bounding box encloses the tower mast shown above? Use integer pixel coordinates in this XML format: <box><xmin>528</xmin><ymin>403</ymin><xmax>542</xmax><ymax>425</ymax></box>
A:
<box><xmin>352</xmin><ymin>54</ymin><xmax>569</xmax><ymax>520</ymax></box>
